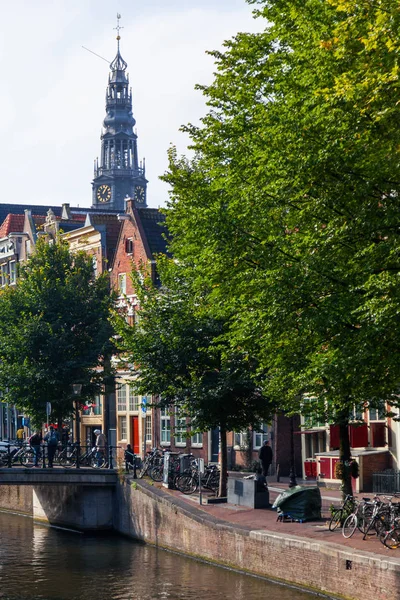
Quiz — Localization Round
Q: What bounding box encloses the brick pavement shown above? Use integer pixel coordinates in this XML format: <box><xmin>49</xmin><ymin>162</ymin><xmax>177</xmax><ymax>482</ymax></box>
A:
<box><xmin>153</xmin><ymin>476</ymin><xmax>400</xmax><ymax>560</ymax></box>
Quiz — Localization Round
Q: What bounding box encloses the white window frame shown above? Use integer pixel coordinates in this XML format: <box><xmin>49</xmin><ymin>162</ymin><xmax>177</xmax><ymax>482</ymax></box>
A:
<box><xmin>174</xmin><ymin>408</ymin><xmax>187</xmax><ymax>447</ymax></box>
<box><xmin>129</xmin><ymin>388</ymin><xmax>139</xmax><ymax>412</ymax></box>
<box><xmin>118</xmin><ymin>273</ymin><xmax>127</xmax><ymax>295</ymax></box>
<box><xmin>9</xmin><ymin>261</ymin><xmax>16</xmax><ymax>285</ymax></box>
<box><xmin>253</xmin><ymin>424</ymin><xmax>269</xmax><ymax>449</ymax></box>
<box><xmin>117</xmin><ymin>384</ymin><xmax>127</xmax><ymax>412</ymax></box>
<box><xmin>160</xmin><ymin>408</ymin><xmax>171</xmax><ymax>445</ymax></box>
<box><xmin>118</xmin><ymin>415</ymin><xmax>127</xmax><ymax>441</ymax></box>
<box><xmin>0</xmin><ymin>263</ymin><xmax>7</xmax><ymax>287</ymax></box>
<box><xmin>145</xmin><ymin>415</ymin><xmax>152</xmax><ymax>443</ymax></box>
<box><xmin>191</xmin><ymin>431</ymin><xmax>203</xmax><ymax>447</ymax></box>
<box><xmin>234</xmin><ymin>431</ymin><xmax>248</xmax><ymax>450</ymax></box>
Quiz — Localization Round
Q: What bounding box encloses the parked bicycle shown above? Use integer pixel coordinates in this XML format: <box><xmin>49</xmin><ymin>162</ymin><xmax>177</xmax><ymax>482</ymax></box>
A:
<box><xmin>328</xmin><ymin>494</ymin><xmax>355</xmax><ymax>531</ymax></box>
<box><xmin>138</xmin><ymin>448</ymin><xmax>163</xmax><ymax>478</ymax></box>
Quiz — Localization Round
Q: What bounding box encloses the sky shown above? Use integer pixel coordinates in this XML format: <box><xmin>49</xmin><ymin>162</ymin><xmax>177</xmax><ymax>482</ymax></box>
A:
<box><xmin>0</xmin><ymin>0</ymin><xmax>264</xmax><ymax>210</ymax></box>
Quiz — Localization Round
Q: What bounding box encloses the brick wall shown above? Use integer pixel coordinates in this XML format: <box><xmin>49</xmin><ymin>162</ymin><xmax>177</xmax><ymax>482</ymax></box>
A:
<box><xmin>361</xmin><ymin>451</ymin><xmax>392</xmax><ymax>492</ymax></box>
<box><xmin>115</xmin><ymin>481</ymin><xmax>400</xmax><ymax>600</ymax></box>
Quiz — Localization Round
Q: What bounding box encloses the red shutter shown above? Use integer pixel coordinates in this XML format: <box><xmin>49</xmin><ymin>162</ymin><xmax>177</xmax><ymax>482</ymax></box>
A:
<box><xmin>329</xmin><ymin>425</ymin><xmax>340</xmax><ymax>450</ymax></box>
<box><xmin>371</xmin><ymin>422</ymin><xmax>386</xmax><ymax>447</ymax></box>
<box><xmin>319</xmin><ymin>457</ymin><xmax>331</xmax><ymax>479</ymax></box>
<box><xmin>349</xmin><ymin>423</ymin><xmax>368</xmax><ymax>448</ymax></box>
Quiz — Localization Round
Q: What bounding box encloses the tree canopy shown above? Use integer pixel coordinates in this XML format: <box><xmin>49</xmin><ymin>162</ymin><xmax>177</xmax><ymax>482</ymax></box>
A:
<box><xmin>162</xmin><ymin>0</ymin><xmax>400</xmax><ymax>494</ymax></box>
<box><xmin>0</xmin><ymin>238</ymin><xmax>115</xmax><ymax>427</ymax></box>
<box><xmin>113</xmin><ymin>258</ymin><xmax>276</xmax><ymax>495</ymax></box>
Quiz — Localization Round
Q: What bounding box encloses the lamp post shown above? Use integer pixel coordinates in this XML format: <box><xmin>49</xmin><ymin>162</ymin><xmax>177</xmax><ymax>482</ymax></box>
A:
<box><xmin>72</xmin><ymin>384</ymin><xmax>82</xmax><ymax>469</ymax></box>
<box><xmin>288</xmin><ymin>415</ymin><xmax>298</xmax><ymax>488</ymax></box>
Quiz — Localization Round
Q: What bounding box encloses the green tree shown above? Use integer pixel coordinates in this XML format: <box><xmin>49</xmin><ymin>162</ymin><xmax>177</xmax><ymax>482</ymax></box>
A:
<box><xmin>162</xmin><ymin>0</ymin><xmax>400</xmax><ymax>496</ymax></box>
<box><xmin>113</xmin><ymin>258</ymin><xmax>276</xmax><ymax>496</ymax></box>
<box><xmin>0</xmin><ymin>237</ymin><xmax>115</xmax><ymax>429</ymax></box>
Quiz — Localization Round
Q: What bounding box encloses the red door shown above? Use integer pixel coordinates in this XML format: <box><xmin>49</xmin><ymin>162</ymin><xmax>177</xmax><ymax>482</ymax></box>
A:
<box><xmin>131</xmin><ymin>416</ymin><xmax>139</xmax><ymax>454</ymax></box>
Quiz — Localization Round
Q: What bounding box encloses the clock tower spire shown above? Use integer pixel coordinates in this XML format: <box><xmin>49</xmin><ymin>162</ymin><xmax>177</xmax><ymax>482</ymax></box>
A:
<box><xmin>92</xmin><ymin>14</ymin><xmax>147</xmax><ymax>210</ymax></box>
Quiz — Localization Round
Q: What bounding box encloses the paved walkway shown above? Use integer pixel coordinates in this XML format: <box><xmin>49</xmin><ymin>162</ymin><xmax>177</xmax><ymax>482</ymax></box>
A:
<box><xmin>152</xmin><ymin>476</ymin><xmax>400</xmax><ymax>560</ymax></box>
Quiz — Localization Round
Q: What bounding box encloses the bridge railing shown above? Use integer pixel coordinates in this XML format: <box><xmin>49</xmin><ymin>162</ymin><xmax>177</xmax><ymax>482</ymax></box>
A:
<box><xmin>0</xmin><ymin>442</ymin><xmax>141</xmax><ymax>473</ymax></box>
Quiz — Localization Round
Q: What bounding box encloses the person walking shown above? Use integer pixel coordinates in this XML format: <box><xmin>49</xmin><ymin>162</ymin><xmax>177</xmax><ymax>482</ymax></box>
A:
<box><xmin>258</xmin><ymin>440</ymin><xmax>273</xmax><ymax>477</ymax></box>
<box><xmin>44</xmin><ymin>426</ymin><xmax>59</xmax><ymax>468</ymax></box>
<box><xmin>29</xmin><ymin>430</ymin><xmax>42</xmax><ymax>467</ymax></box>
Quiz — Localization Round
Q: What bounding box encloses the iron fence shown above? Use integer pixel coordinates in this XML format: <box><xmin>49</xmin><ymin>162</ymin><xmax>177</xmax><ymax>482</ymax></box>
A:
<box><xmin>372</xmin><ymin>471</ymin><xmax>400</xmax><ymax>494</ymax></box>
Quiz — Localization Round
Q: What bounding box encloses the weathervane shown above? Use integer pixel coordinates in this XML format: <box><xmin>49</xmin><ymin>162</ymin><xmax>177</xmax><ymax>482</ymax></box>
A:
<box><xmin>114</xmin><ymin>13</ymin><xmax>124</xmax><ymax>48</ymax></box>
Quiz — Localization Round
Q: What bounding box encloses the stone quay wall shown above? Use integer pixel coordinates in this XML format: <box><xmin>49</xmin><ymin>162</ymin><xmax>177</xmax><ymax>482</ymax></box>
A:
<box><xmin>2</xmin><ymin>476</ymin><xmax>400</xmax><ymax>600</ymax></box>
<box><xmin>114</xmin><ymin>481</ymin><xmax>400</xmax><ymax>600</ymax></box>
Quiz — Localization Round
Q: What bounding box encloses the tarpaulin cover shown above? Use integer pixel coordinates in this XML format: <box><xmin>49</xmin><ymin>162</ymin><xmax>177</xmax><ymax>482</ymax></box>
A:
<box><xmin>272</xmin><ymin>485</ymin><xmax>322</xmax><ymax>521</ymax></box>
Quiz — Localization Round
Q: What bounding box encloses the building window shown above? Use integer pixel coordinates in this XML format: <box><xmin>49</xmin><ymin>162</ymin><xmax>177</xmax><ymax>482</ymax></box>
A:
<box><xmin>125</xmin><ymin>238</ymin><xmax>134</xmax><ymax>254</ymax></box>
<box><xmin>160</xmin><ymin>408</ymin><xmax>170</xmax><ymax>445</ymax></box>
<box><xmin>117</xmin><ymin>385</ymin><xmax>127</xmax><ymax>411</ymax></box>
<box><xmin>174</xmin><ymin>408</ymin><xmax>187</xmax><ymax>446</ymax></box>
<box><xmin>369</xmin><ymin>402</ymin><xmax>386</xmax><ymax>422</ymax></box>
<box><xmin>145</xmin><ymin>415</ymin><xmax>152</xmax><ymax>442</ymax></box>
<box><xmin>129</xmin><ymin>389</ymin><xmax>139</xmax><ymax>412</ymax></box>
<box><xmin>9</xmin><ymin>261</ymin><xmax>16</xmax><ymax>285</ymax></box>
<box><xmin>92</xmin><ymin>255</ymin><xmax>98</xmax><ymax>279</ymax></box>
<box><xmin>0</xmin><ymin>264</ymin><xmax>7</xmax><ymax>286</ymax></box>
<box><xmin>93</xmin><ymin>394</ymin><xmax>102</xmax><ymax>416</ymax></box>
<box><xmin>234</xmin><ymin>431</ymin><xmax>249</xmax><ymax>449</ymax></box>
<box><xmin>119</xmin><ymin>415</ymin><xmax>127</xmax><ymax>440</ymax></box>
<box><xmin>253</xmin><ymin>424</ymin><xmax>269</xmax><ymax>449</ymax></box>
<box><xmin>118</xmin><ymin>273</ymin><xmax>127</xmax><ymax>295</ymax></box>
<box><xmin>191</xmin><ymin>431</ymin><xmax>203</xmax><ymax>447</ymax></box>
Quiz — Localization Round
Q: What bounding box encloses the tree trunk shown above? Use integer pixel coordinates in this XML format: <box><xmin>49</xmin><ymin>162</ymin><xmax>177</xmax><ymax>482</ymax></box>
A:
<box><xmin>219</xmin><ymin>425</ymin><xmax>228</xmax><ymax>498</ymax></box>
<box><xmin>339</xmin><ymin>419</ymin><xmax>352</xmax><ymax>500</ymax></box>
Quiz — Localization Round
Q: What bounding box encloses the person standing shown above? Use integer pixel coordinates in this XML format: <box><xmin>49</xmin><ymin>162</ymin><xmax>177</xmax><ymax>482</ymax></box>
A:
<box><xmin>16</xmin><ymin>426</ymin><xmax>24</xmax><ymax>446</ymax></box>
<box><xmin>258</xmin><ymin>440</ymin><xmax>273</xmax><ymax>477</ymax></box>
<box><xmin>94</xmin><ymin>429</ymin><xmax>107</xmax><ymax>466</ymax></box>
<box><xmin>44</xmin><ymin>426</ymin><xmax>59</xmax><ymax>468</ymax></box>
<box><xmin>29</xmin><ymin>430</ymin><xmax>42</xmax><ymax>467</ymax></box>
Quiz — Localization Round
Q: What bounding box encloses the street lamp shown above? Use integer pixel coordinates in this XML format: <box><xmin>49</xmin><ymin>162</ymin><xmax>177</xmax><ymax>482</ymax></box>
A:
<box><xmin>72</xmin><ymin>384</ymin><xmax>82</xmax><ymax>468</ymax></box>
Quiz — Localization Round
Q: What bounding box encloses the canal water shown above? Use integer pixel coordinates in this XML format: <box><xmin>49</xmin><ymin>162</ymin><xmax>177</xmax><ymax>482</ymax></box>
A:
<box><xmin>0</xmin><ymin>512</ymin><xmax>318</xmax><ymax>600</ymax></box>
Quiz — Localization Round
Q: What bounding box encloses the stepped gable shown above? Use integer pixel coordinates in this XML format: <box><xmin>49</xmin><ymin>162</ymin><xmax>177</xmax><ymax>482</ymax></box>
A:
<box><xmin>0</xmin><ymin>214</ymin><xmax>25</xmax><ymax>238</ymax></box>
<box><xmin>137</xmin><ymin>208</ymin><xmax>169</xmax><ymax>256</ymax></box>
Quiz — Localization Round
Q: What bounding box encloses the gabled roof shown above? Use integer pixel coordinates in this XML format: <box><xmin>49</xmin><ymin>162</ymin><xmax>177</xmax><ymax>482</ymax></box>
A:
<box><xmin>137</xmin><ymin>208</ymin><xmax>169</xmax><ymax>256</ymax></box>
<box><xmin>0</xmin><ymin>214</ymin><xmax>25</xmax><ymax>238</ymax></box>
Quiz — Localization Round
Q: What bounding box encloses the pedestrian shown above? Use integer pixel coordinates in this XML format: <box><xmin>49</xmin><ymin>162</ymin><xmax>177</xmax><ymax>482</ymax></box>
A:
<box><xmin>16</xmin><ymin>426</ymin><xmax>25</xmax><ymax>446</ymax></box>
<box><xmin>258</xmin><ymin>440</ymin><xmax>273</xmax><ymax>477</ymax></box>
<box><xmin>94</xmin><ymin>429</ymin><xmax>107</xmax><ymax>466</ymax></box>
<box><xmin>44</xmin><ymin>426</ymin><xmax>59</xmax><ymax>468</ymax></box>
<box><xmin>29</xmin><ymin>430</ymin><xmax>42</xmax><ymax>467</ymax></box>
<box><xmin>124</xmin><ymin>443</ymin><xmax>135</xmax><ymax>474</ymax></box>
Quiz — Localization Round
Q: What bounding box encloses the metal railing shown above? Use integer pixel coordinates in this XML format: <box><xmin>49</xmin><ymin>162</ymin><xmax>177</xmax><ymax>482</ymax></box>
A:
<box><xmin>372</xmin><ymin>471</ymin><xmax>400</xmax><ymax>494</ymax></box>
<box><xmin>0</xmin><ymin>442</ymin><xmax>140</xmax><ymax>472</ymax></box>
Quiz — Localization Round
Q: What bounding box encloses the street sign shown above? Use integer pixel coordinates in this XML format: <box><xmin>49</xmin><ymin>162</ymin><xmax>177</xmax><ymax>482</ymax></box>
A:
<box><xmin>141</xmin><ymin>397</ymin><xmax>147</xmax><ymax>414</ymax></box>
<box><xmin>46</xmin><ymin>402</ymin><xmax>52</xmax><ymax>415</ymax></box>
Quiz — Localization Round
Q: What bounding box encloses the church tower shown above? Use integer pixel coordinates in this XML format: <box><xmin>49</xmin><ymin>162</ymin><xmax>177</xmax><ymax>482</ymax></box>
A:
<box><xmin>92</xmin><ymin>17</ymin><xmax>147</xmax><ymax>211</ymax></box>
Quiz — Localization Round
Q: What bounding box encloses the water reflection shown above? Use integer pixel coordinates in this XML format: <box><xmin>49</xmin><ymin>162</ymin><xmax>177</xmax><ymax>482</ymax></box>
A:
<box><xmin>0</xmin><ymin>512</ymin><xmax>316</xmax><ymax>600</ymax></box>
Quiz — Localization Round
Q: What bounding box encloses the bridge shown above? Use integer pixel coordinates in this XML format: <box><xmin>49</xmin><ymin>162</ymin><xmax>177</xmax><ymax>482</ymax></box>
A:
<box><xmin>0</xmin><ymin>467</ymin><xmax>118</xmax><ymax>486</ymax></box>
<box><xmin>0</xmin><ymin>467</ymin><xmax>119</xmax><ymax>531</ymax></box>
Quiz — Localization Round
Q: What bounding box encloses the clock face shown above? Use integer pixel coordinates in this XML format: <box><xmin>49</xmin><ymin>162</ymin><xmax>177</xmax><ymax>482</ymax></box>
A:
<box><xmin>97</xmin><ymin>184</ymin><xmax>111</xmax><ymax>203</ymax></box>
<box><xmin>135</xmin><ymin>186</ymin><xmax>145</xmax><ymax>203</ymax></box>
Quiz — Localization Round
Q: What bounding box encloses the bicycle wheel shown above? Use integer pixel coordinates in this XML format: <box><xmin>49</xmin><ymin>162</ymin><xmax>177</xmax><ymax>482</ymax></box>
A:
<box><xmin>358</xmin><ymin>505</ymin><xmax>374</xmax><ymax>534</ymax></box>
<box><xmin>150</xmin><ymin>465</ymin><xmax>164</xmax><ymax>482</ymax></box>
<box><xmin>381</xmin><ymin>527</ymin><xmax>400</xmax><ymax>550</ymax></box>
<box><xmin>138</xmin><ymin>460</ymin><xmax>149</xmax><ymax>478</ymax></box>
<box><xmin>208</xmin><ymin>474</ymin><xmax>220</xmax><ymax>494</ymax></box>
<box><xmin>20</xmin><ymin>450</ymin><xmax>35</xmax><ymax>467</ymax></box>
<box><xmin>329</xmin><ymin>509</ymin><xmax>343</xmax><ymax>532</ymax></box>
<box><xmin>91</xmin><ymin>454</ymin><xmax>106</xmax><ymax>468</ymax></box>
<box><xmin>59</xmin><ymin>453</ymin><xmax>76</xmax><ymax>468</ymax></box>
<box><xmin>342</xmin><ymin>514</ymin><xmax>358</xmax><ymax>538</ymax></box>
<box><xmin>177</xmin><ymin>475</ymin><xmax>198</xmax><ymax>495</ymax></box>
